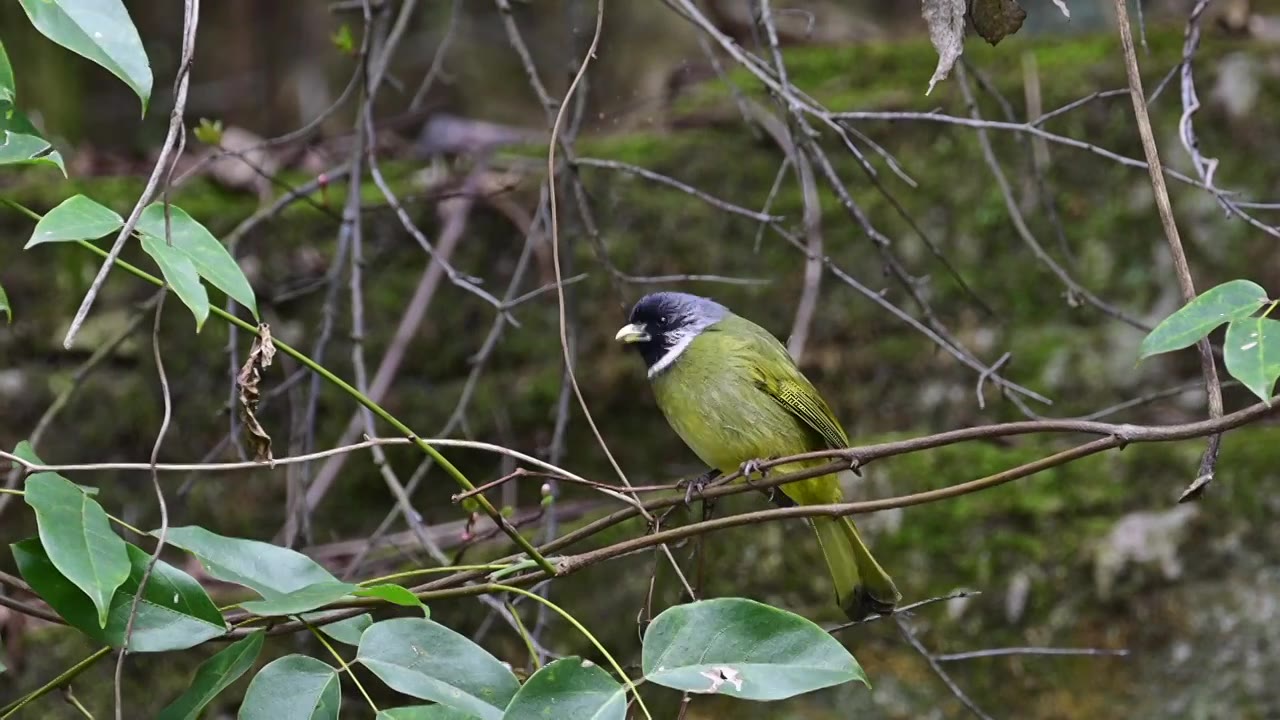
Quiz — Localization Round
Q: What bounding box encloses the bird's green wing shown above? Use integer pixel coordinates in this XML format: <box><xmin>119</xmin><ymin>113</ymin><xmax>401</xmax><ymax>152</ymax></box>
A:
<box><xmin>765</xmin><ymin>375</ymin><xmax>849</xmax><ymax>450</ymax></box>
<box><xmin>732</xmin><ymin>317</ymin><xmax>850</xmax><ymax>450</ymax></box>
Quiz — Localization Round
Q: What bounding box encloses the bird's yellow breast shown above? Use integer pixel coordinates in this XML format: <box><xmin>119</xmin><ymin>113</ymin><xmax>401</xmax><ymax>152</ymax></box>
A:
<box><xmin>649</xmin><ymin>330</ymin><xmax>843</xmax><ymax>505</ymax></box>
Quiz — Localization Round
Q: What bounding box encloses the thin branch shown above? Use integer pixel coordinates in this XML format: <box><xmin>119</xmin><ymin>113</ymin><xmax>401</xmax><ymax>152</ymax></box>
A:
<box><xmin>935</xmin><ymin>646</ymin><xmax>1129</xmax><ymax>662</ymax></box>
<box><xmin>545</xmin><ymin>0</ymin><xmax>698</xmax><ymax>600</ymax></box>
<box><xmin>957</xmin><ymin>65</ymin><xmax>1148</xmax><ymax>331</ymax></box>
<box><xmin>574</xmin><ymin>157</ymin><xmax>783</xmax><ymax>223</ymax></box>
<box><xmin>0</xmin><ymin>593</ymin><xmax>64</xmax><ymax>624</ymax></box>
<box><xmin>2</xmin><ymin>437</ymin><xmax>591</xmax><ymax>479</ymax></box>
<box><xmin>1179</xmin><ymin>0</ymin><xmax>1224</xmax><ymax>206</ymax></box>
<box><xmin>896</xmin><ymin>616</ymin><xmax>995</xmax><ymax>720</ymax></box>
<box><xmin>339</xmin><ymin>193</ymin><xmax>551</xmax><ymax>578</ymax></box>
<box><xmin>0</xmin><ymin>647</ymin><xmax>113</xmax><ymax>719</ymax></box>
<box><xmin>285</xmin><ymin>173</ymin><xmax>477</xmax><ymax>539</ymax></box>
<box><xmin>221</xmin><ymin>386</ymin><xmax>1277</xmax><ymax>639</ymax></box>
<box><xmin>114</xmin><ymin>290</ymin><xmax>171</xmax><ymax>720</ymax></box>
<box><xmin>410</xmin><ymin>0</ymin><xmax>463</xmax><ymax>109</ymax></box>
<box><xmin>835</xmin><ymin>107</ymin><xmax>1280</xmax><ymax>239</ymax></box>
<box><xmin>62</xmin><ymin>0</ymin><xmax>200</xmax><ymax>349</ymax></box>
<box><xmin>828</xmin><ymin>589</ymin><xmax>979</xmax><ymax>632</ymax></box>
<box><xmin>1113</xmin><ymin>0</ymin><xmax>1225</xmax><ymax>502</ymax></box>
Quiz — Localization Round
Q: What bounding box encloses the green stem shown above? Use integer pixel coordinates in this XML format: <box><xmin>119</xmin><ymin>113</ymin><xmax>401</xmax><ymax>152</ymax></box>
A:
<box><xmin>0</xmin><ymin>646</ymin><xmax>112</xmax><ymax>718</ymax></box>
<box><xmin>492</xmin><ymin>583</ymin><xmax>651</xmax><ymax>720</ymax></box>
<box><xmin>357</xmin><ymin>564</ymin><xmax>511</xmax><ymax>586</ymax></box>
<box><xmin>505</xmin><ymin>600</ymin><xmax>543</xmax><ymax>671</ymax></box>
<box><xmin>3</xmin><ymin>198</ymin><xmax>555</xmax><ymax>576</ymax></box>
<box><xmin>306</xmin><ymin>623</ymin><xmax>379</xmax><ymax>714</ymax></box>
<box><xmin>107</xmin><ymin>514</ymin><xmax>145</xmax><ymax>538</ymax></box>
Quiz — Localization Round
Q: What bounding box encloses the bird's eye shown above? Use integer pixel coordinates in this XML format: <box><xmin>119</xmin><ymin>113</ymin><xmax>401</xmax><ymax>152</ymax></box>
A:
<box><xmin>659</xmin><ymin>315</ymin><xmax>668</xmax><ymax>325</ymax></box>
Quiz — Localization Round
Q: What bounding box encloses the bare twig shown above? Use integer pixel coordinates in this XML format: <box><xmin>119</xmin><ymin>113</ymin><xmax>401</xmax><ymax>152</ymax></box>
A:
<box><xmin>541</xmin><ymin>0</ymin><xmax>696</xmax><ymax>598</ymax></box>
<box><xmin>114</xmin><ymin>290</ymin><xmax>172</xmax><ymax>720</ymax></box>
<box><xmin>1112</xmin><ymin>0</ymin><xmax>1224</xmax><ymax>501</ymax></box>
<box><xmin>1179</xmin><ymin>1</ymin><xmax>1224</xmax><ymax>206</ymax></box>
<box><xmin>935</xmin><ymin>646</ymin><xmax>1129</xmax><ymax>662</ymax></box>
<box><xmin>62</xmin><ymin>0</ymin><xmax>200</xmax><ymax>349</ymax></box>
<box><xmin>957</xmin><ymin>65</ymin><xmax>1148</xmax><ymax>331</ymax></box>
<box><xmin>13</xmin><ymin>392</ymin><xmax>1277</xmax><ymax>487</ymax></box>
<box><xmin>896</xmin><ymin>616</ymin><xmax>996</xmax><ymax>720</ymax></box>
<box><xmin>214</xmin><ymin>386</ymin><xmax>1278</xmax><ymax>641</ymax></box>
<box><xmin>828</xmin><ymin>589</ymin><xmax>979</xmax><ymax>632</ymax></box>
<box><xmin>573</xmin><ymin>157</ymin><xmax>782</xmax><ymax>223</ymax></box>
<box><xmin>410</xmin><ymin>0</ymin><xmax>463</xmax><ymax>109</ymax></box>
<box><xmin>0</xmin><ymin>593</ymin><xmax>64</xmax><ymax>624</ymax></box>
<box><xmin>285</xmin><ymin>182</ymin><xmax>471</xmax><ymax>541</ymax></box>
<box><xmin>2</xmin><ymin>437</ymin><xmax>590</xmax><ymax>478</ymax></box>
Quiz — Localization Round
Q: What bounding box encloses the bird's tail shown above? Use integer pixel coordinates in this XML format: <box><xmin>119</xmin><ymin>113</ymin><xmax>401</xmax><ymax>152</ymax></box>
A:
<box><xmin>811</xmin><ymin>515</ymin><xmax>901</xmax><ymax>621</ymax></box>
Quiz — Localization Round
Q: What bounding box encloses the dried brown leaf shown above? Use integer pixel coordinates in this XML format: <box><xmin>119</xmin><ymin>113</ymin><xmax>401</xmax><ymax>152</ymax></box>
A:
<box><xmin>236</xmin><ymin>323</ymin><xmax>276</xmax><ymax>462</ymax></box>
<box><xmin>922</xmin><ymin>0</ymin><xmax>967</xmax><ymax>95</ymax></box>
<box><xmin>971</xmin><ymin>0</ymin><xmax>1027</xmax><ymax>45</ymax></box>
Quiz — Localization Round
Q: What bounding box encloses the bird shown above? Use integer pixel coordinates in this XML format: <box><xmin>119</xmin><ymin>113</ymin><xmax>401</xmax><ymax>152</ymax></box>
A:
<box><xmin>614</xmin><ymin>291</ymin><xmax>900</xmax><ymax>620</ymax></box>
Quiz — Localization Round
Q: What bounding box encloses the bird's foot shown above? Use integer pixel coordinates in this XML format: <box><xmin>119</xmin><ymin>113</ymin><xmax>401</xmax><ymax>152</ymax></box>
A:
<box><xmin>765</xmin><ymin>486</ymin><xmax>797</xmax><ymax>507</ymax></box>
<box><xmin>847</xmin><ymin>454</ymin><xmax>863</xmax><ymax>476</ymax></box>
<box><xmin>677</xmin><ymin>469</ymin><xmax>720</xmax><ymax>505</ymax></box>
<box><xmin>739</xmin><ymin>458</ymin><xmax>770</xmax><ymax>483</ymax></box>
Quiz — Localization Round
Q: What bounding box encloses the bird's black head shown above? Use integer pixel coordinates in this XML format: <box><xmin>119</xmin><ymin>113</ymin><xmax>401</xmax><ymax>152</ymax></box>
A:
<box><xmin>614</xmin><ymin>292</ymin><xmax>728</xmax><ymax>376</ymax></box>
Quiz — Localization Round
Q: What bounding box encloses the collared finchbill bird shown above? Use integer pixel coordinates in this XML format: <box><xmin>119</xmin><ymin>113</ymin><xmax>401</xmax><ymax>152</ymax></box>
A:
<box><xmin>614</xmin><ymin>291</ymin><xmax>900</xmax><ymax>620</ymax></box>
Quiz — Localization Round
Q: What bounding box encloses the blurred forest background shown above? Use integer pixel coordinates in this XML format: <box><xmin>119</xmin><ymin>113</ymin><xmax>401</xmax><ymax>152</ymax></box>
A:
<box><xmin>4</xmin><ymin>0</ymin><xmax>1280</xmax><ymax>717</ymax></box>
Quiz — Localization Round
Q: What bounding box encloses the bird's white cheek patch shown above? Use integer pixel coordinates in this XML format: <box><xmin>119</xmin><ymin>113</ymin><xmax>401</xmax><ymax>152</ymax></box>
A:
<box><xmin>647</xmin><ymin>329</ymin><xmax>696</xmax><ymax>378</ymax></box>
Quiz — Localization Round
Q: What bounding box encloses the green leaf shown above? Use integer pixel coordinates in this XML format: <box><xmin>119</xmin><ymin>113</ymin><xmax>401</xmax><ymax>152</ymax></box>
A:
<box><xmin>311</xmin><ymin>612</ymin><xmax>373</xmax><ymax>646</ymax></box>
<box><xmin>0</xmin><ymin>130</ymin><xmax>65</xmax><ymax>173</ymax></box>
<box><xmin>158</xmin><ymin>630</ymin><xmax>264</xmax><ymax>720</ymax></box>
<box><xmin>136</xmin><ymin>203</ymin><xmax>259</xmax><ymax>319</ymax></box>
<box><xmin>140</xmin><ymin>233</ymin><xmax>210</xmax><ymax>330</ymax></box>
<box><xmin>331</xmin><ymin>24</ymin><xmax>355</xmax><ymax>55</ymax></box>
<box><xmin>16</xmin><ymin>0</ymin><xmax>152</xmax><ymax>111</ymax></box>
<box><xmin>12</xmin><ymin>539</ymin><xmax>227</xmax><ymax>651</ymax></box>
<box><xmin>193</xmin><ymin>117</ymin><xmax>223</xmax><ymax>145</ymax></box>
<box><xmin>0</xmin><ymin>39</ymin><xmax>15</xmax><ymax>104</ymax></box>
<box><xmin>377</xmin><ymin>708</ymin><xmax>480</xmax><ymax>720</ymax></box>
<box><xmin>354</xmin><ymin>583</ymin><xmax>427</xmax><ymax>612</ymax></box>
<box><xmin>26</xmin><ymin>194</ymin><xmax>124</xmax><ymax>248</ymax></box>
<box><xmin>239</xmin><ymin>655</ymin><xmax>340</xmax><ymax>720</ymax></box>
<box><xmin>357</xmin><ymin>618</ymin><xmax>520</xmax><ymax>720</ymax></box>
<box><xmin>502</xmin><ymin>657</ymin><xmax>626</xmax><ymax>720</ymax></box>
<box><xmin>641</xmin><ymin>597</ymin><xmax>866</xmax><ymax>701</ymax></box>
<box><xmin>1139</xmin><ymin>280</ymin><xmax>1269</xmax><ymax>359</ymax></box>
<box><xmin>0</xmin><ymin>280</ymin><xmax>10</xmax><ymax>323</ymax></box>
<box><xmin>238</xmin><ymin>581</ymin><xmax>358</xmax><ymax>617</ymax></box>
<box><xmin>160</xmin><ymin>526</ymin><xmax>342</xmax><ymax>597</ymax></box>
<box><xmin>1224</xmin><ymin>316</ymin><xmax>1280</xmax><ymax>404</ymax></box>
<box><xmin>0</xmin><ymin>103</ymin><xmax>43</xmax><ymax>136</ymax></box>
<box><xmin>23</xmin><ymin>471</ymin><xmax>129</xmax><ymax>627</ymax></box>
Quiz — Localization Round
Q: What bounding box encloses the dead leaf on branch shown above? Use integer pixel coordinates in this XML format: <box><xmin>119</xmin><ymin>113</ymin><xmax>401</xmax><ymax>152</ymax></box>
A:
<box><xmin>237</xmin><ymin>323</ymin><xmax>277</xmax><ymax>462</ymax></box>
<box><xmin>971</xmin><ymin>0</ymin><xmax>1027</xmax><ymax>45</ymax></box>
<box><xmin>922</xmin><ymin>0</ymin><xmax>967</xmax><ymax>95</ymax></box>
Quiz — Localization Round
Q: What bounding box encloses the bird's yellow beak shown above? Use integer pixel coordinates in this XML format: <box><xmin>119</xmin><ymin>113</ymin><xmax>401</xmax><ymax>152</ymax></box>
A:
<box><xmin>614</xmin><ymin>323</ymin><xmax>650</xmax><ymax>344</ymax></box>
